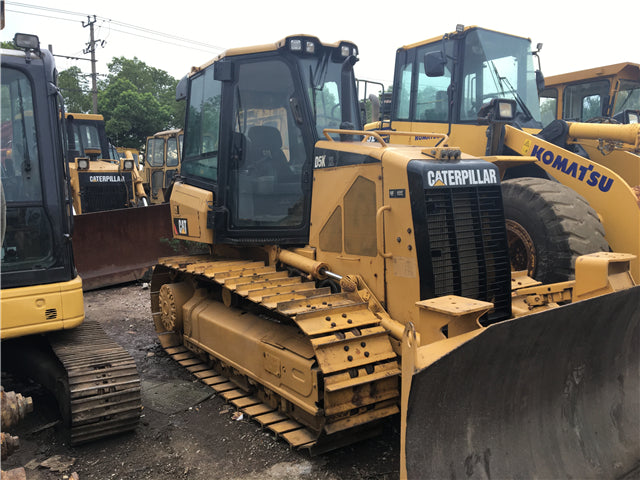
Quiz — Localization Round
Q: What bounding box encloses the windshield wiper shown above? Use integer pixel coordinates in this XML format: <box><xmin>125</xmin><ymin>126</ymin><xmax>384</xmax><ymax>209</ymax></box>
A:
<box><xmin>489</xmin><ymin>60</ymin><xmax>533</xmax><ymax>120</ymax></box>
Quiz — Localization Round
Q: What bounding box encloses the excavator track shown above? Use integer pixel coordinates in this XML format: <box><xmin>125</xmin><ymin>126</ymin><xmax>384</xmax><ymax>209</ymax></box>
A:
<box><xmin>151</xmin><ymin>255</ymin><xmax>400</xmax><ymax>452</ymax></box>
<box><xmin>48</xmin><ymin>320</ymin><xmax>142</xmax><ymax>444</ymax></box>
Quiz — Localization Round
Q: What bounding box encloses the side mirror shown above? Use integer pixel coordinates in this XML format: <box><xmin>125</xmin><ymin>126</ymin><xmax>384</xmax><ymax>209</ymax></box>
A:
<box><xmin>424</xmin><ymin>51</ymin><xmax>446</xmax><ymax>77</ymax></box>
<box><xmin>176</xmin><ymin>75</ymin><xmax>188</xmax><ymax>101</ymax></box>
<box><xmin>535</xmin><ymin>70</ymin><xmax>545</xmax><ymax>94</ymax></box>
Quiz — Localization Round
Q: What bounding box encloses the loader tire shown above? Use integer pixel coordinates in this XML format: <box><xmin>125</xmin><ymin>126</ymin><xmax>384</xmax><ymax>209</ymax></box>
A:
<box><xmin>501</xmin><ymin>177</ymin><xmax>608</xmax><ymax>283</ymax></box>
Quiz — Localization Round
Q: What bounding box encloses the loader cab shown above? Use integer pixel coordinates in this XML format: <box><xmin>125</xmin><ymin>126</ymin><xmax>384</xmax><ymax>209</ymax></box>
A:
<box><xmin>390</xmin><ymin>26</ymin><xmax>543</xmax><ymax>152</ymax></box>
<box><xmin>1</xmin><ymin>36</ymin><xmax>76</xmax><ymax>291</ymax></box>
<box><xmin>539</xmin><ymin>62</ymin><xmax>640</xmax><ymax>126</ymax></box>
<box><xmin>178</xmin><ymin>35</ymin><xmax>361</xmax><ymax>245</ymax></box>
<box><xmin>144</xmin><ymin>129</ymin><xmax>183</xmax><ymax>203</ymax></box>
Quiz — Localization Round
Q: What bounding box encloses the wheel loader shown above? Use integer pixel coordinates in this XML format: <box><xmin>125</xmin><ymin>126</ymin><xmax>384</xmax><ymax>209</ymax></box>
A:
<box><xmin>149</xmin><ymin>34</ymin><xmax>639</xmax><ymax>479</ymax></box>
<box><xmin>366</xmin><ymin>25</ymin><xmax>640</xmax><ymax>283</ymax></box>
<box><xmin>143</xmin><ymin>128</ymin><xmax>183</xmax><ymax>204</ymax></box>
<box><xmin>540</xmin><ymin>62</ymin><xmax>640</xmax><ymax>126</ymax></box>
<box><xmin>539</xmin><ymin>62</ymin><xmax>639</xmax><ymax>194</ymax></box>
<box><xmin>1</xmin><ymin>34</ymin><xmax>141</xmax><ymax>445</ymax></box>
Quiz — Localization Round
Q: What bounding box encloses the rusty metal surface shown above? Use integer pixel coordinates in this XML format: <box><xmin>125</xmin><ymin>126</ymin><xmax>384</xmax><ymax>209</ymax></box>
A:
<box><xmin>0</xmin><ymin>388</ymin><xmax>33</xmax><ymax>430</ymax></box>
<box><xmin>404</xmin><ymin>286</ymin><xmax>640</xmax><ymax>479</ymax></box>
<box><xmin>72</xmin><ymin>204</ymin><xmax>176</xmax><ymax>290</ymax></box>
<box><xmin>1</xmin><ymin>433</ymin><xmax>20</xmax><ymax>460</ymax></box>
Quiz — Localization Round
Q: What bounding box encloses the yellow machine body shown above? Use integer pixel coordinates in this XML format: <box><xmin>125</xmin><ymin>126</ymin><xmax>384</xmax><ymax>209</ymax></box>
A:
<box><xmin>0</xmin><ymin>277</ymin><xmax>84</xmax><ymax>339</ymax></box>
<box><xmin>144</xmin><ymin>129</ymin><xmax>184</xmax><ymax>204</ymax></box>
<box><xmin>151</xmin><ymin>33</ymin><xmax>639</xmax><ymax>478</ymax></box>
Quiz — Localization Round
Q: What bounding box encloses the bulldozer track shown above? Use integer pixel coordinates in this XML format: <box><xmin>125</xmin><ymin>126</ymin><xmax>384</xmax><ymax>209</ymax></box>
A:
<box><xmin>49</xmin><ymin>320</ymin><xmax>142</xmax><ymax>444</ymax></box>
<box><xmin>151</xmin><ymin>255</ymin><xmax>401</xmax><ymax>452</ymax></box>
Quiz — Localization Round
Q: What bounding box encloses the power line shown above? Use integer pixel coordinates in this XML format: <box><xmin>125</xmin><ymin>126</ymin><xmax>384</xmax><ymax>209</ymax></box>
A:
<box><xmin>5</xmin><ymin>2</ymin><xmax>225</xmax><ymax>52</ymax></box>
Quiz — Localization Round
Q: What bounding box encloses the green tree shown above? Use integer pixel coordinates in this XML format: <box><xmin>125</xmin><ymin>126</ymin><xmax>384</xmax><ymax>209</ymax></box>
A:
<box><xmin>58</xmin><ymin>66</ymin><xmax>92</xmax><ymax>113</ymax></box>
<box><xmin>98</xmin><ymin>76</ymin><xmax>172</xmax><ymax>148</ymax></box>
<box><xmin>102</xmin><ymin>57</ymin><xmax>184</xmax><ymax>133</ymax></box>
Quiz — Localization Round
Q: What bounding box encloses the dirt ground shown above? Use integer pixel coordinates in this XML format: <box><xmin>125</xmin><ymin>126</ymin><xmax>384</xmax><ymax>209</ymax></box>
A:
<box><xmin>1</xmin><ymin>282</ymin><xmax>399</xmax><ymax>480</ymax></box>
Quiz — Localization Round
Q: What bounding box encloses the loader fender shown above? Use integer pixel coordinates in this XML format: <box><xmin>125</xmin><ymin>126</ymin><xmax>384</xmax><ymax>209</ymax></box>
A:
<box><xmin>403</xmin><ymin>286</ymin><xmax>640</xmax><ymax>479</ymax></box>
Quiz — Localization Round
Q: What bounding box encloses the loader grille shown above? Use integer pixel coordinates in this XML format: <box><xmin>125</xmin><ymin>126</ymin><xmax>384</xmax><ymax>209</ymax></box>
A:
<box><xmin>409</xmin><ymin>164</ymin><xmax>512</xmax><ymax>324</ymax></box>
<box><xmin>78</xmin><ymin>172</ymin><xmax>132</xmax><ymax>213</ymax></box>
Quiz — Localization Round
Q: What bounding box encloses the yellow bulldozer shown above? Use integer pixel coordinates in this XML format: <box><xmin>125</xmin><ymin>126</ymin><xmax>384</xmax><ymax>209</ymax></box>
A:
<box><xmin>148</xmin><ymin>34</ymin><xmax>639</xmax><ymax>478</ymax></box>
<box><xmin>63</xmin><ymin>112</ymin><xmax>177</xmax><ymax>290</ymax></box>
<box><xmin>1</xmin><ymin>34</ymin><xmax>141</xmax><ymax>446</ymax></box>
<box><xmin>65</xmin><ymin>112</ymin><xmax>148</xmax><ymax>215</ymax></box>
<box><xmin>143</xmin><ymin>128</ymin><xmax>183</xmax><ymax>204</ymax></box>
<box><xmin>365</xmin><ymin>25</ymin><xmax>639</xmax><ymax>284</ymax></box>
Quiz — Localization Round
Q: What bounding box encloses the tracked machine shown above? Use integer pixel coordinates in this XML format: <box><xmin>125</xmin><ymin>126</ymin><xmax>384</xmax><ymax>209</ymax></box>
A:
<box><xmin>1</xmin><ymin>34</ymin><xmax>141</xmax><ymax>444</ymax></box>
<box><xmin>150</xmin><ymin>35</ymin><xmax>639</xmax><ymax>478</ymax></box>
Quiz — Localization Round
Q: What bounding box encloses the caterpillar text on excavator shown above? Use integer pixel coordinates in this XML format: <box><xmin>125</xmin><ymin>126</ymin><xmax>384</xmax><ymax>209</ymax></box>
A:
<box><xmin>1</xmin><ymin>34</ymin><xmax>142</xmax><ymax>446</ymax></box>
<box><xmin>148</xmin><ymin>34</ymin><xmax>639</xmax><ymax>479</ymax></box>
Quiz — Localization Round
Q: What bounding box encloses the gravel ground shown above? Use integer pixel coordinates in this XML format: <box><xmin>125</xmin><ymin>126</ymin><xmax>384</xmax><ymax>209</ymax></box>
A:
<box><xmin>1</xmin><ymin>282</ymin><xmax>399</xmax><ymax>480</ymax></box>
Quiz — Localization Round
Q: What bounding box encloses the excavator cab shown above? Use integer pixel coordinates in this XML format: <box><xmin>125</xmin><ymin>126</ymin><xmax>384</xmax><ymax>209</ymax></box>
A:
<box><xmin>1</xmin><ymin>35</ymin><xmax>82</xmax><ymax>331</ymax></box>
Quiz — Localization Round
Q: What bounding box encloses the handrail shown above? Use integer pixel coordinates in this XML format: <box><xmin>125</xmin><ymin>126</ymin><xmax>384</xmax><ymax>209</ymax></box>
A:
<box><xmin>321</xmin><ymin>129</ymin><xmax>449</xmax><ymax>148</ymax></box>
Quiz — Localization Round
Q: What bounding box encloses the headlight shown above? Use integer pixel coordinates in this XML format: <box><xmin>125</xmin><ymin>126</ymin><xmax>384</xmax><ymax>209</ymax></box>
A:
<box><xmin>77</xmin><ymin>158</ymin><xmax>89</xmax><ymax>170</ymax></box>
<box><xmin>289</xmin><ymin>39</ymin><xmax>302</xmax><ymax>52</ymax></box>
<box><xmin>123</xmin><ymin>159</ymin><xmax>134</xmax><ymax>170</ymax></box>
<box><xmin>497</xmin><ymin>100</ymin><xmax>515</xmax><ymax>120</ymax></box>
<box><xmin>14</xmin><ymin>33</ymin><xmax>40</xmax><ymax>51</ymax></box>
<box><xmin>627</xmin><ymin>112</ymin><xmax>638</xmax><ymax>124</ymax></box>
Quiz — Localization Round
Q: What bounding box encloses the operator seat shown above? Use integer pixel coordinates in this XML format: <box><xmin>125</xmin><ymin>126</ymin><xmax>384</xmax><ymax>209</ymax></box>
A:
<box><xmin>247</xmin><ymin>126</ymin><xmax>292</xmax><ymax>180</ymax></box>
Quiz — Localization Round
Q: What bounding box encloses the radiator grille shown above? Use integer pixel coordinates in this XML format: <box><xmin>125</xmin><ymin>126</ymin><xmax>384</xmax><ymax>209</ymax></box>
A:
<box><xmin>45</xmin><ymin>308</ymin><xmax>58</xmax><ymax>320</ymax></box>
<box><xmin>79</xmin><ymin>172</ymin><xmax>131</xmax><ymax>213</ymax></box>
<box><xmin>423</xmin><ymin>186</ymin><xmax>511</xmax><ymax>322</ymax></box>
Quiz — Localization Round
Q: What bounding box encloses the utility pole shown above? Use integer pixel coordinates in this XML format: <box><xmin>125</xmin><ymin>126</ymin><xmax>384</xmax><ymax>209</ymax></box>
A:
<box><xmin>82</xmin><ymin>15</ymin><xmax>104</xmax><ymax>114</ymax></box>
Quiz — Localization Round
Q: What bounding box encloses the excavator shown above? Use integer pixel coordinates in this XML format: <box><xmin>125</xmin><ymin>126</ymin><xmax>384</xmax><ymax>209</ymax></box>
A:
<box><xmin>143</xmin><ymin>128</ymin><xmax>183</xmax><ymax>204</ymax></box>
<box><xmin>148</xmin><ymin>34</ymin><xmax>639</xmax><ymax>478</ymax></box>
<box><xmin>365</xmin><ymin>25</ymin><xmax>640</xmax><ymax>284</ymax></box>
<box><xmin>1</xmin><ymin>34</ymin><xmax>141</xmax><ymax>445</ymax></box>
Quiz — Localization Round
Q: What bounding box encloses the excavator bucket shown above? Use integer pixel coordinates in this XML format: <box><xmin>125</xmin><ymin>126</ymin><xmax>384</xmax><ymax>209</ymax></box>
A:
<box><xmin>72</xmin><ymin>204</ymin><xmax>177</xmax><ymax>290</ymax></box>
<box><xmin>401</xmin><ymin>286</ymin><xmax>640</xmax><ymax>479</ymax></box>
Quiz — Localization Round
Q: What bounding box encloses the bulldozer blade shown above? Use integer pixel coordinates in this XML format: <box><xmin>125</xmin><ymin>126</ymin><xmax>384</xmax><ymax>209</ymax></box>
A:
<box><xmin>72</xmin><ymin>204</ymin><xmax>176</xmax><ymax>291</ymax></box>
<box><xmin>402</xmin><ymin>286</ymin><xmax>640</xmax><ymax>479</ymax></box>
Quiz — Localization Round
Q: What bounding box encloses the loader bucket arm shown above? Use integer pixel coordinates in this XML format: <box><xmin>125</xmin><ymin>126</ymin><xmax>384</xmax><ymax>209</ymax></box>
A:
<box><xmin>401</xmin><ymin>286</ymin><xmax>640</xmax><ymax>479</ymax></box>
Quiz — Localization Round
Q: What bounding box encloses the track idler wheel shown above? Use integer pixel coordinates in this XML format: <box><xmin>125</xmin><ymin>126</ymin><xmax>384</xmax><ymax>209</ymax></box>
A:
<box><xmin>159</xmin><ymin>282</ymin><xmax>194</xmax><ymax>332</ymax></box>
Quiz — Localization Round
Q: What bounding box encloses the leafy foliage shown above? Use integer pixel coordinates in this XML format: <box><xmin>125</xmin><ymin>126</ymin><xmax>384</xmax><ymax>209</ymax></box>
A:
<box><xmin>58</xmin><ymin>66</ymin><xmax>92</xmax><ymax>113</ymax></box>
<box><xmin>57</xmin><ymin>56</ymin><xmax>185</xmax><ymax>150</ymax></box>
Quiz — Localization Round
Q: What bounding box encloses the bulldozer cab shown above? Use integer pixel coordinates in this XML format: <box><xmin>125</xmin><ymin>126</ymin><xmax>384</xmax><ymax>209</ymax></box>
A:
<box><xmin>65</xmin><ymin>113</ymin><xmax>114</xmax><ymax>160</ymax></box>
<box><xmin>540</xmin><ymin>62</ymin><xmax>640</xmax><ymax>125</ymax></box>
<box><xmin>144</xmin><ymin>129</ymin><xmax>183</xmax><ymax>204</ymax></box>
<box><xmin>176</xmin><ymin>36</ymin><xmax>361</xmax><ymax>245</ymax></box>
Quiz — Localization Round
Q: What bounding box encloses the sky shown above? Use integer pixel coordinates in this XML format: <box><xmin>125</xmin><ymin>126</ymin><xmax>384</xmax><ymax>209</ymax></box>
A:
<box><xmin>1</xmin><ymin>0</ymin><xmax>637</xmax><ymax>98</ymax></box>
